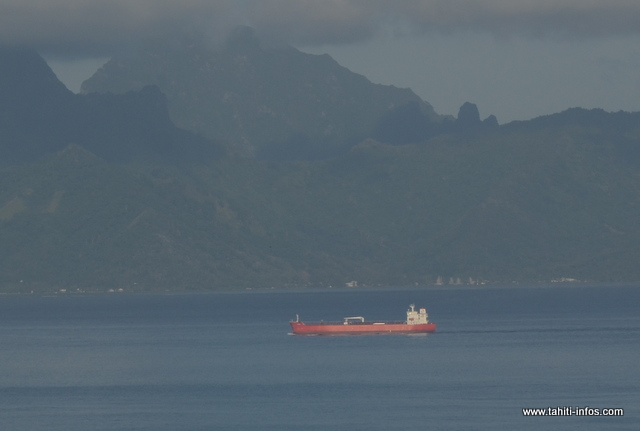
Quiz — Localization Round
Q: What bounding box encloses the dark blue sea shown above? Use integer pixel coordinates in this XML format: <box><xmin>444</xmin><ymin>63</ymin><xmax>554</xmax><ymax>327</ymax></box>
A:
<box><xmin>1</xmin><ymin>285</ymin><xmax>638</xmax><ymax>431</ymax></box>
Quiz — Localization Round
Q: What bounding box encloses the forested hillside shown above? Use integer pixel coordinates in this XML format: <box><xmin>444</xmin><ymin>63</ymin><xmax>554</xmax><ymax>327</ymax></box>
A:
<box><xmin>2</xmin><ymin>41</ymin><xmax>640</xmax><ymax>293</ymax></box>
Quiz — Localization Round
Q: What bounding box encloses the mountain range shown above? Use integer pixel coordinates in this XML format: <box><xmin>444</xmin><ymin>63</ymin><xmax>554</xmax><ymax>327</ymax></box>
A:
<box><xmin>2</xmin><ymin>32</ymin><xmax>640</xmax><ymax>293</ymax></box>
<box><xmin>81</xmin><ymin>27</ymin><xmax>471</xmax><ymax>159</ymax></box>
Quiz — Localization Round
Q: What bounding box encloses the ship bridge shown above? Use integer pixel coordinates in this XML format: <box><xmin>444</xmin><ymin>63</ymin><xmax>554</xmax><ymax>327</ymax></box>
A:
<box><xmin>406</xmin><ymin>304</ymin><xmax>429</xmax><ymax>325</ymax></box>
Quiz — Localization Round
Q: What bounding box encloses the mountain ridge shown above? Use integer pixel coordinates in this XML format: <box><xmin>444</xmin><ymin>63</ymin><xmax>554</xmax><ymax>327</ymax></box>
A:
<box><xmin>0</xmin><ymin>46</ymin><xmax>223</xmax><ymax>166</ymax></box>
<box><xmin>81</xmin><ymin>28</ymin><xmax>443</xmax><ymax>158</ymax></box>
<box><xmin>1</xmin><ymin>41</ymin><xmax>640</xmax><ymax>292</ymax></box>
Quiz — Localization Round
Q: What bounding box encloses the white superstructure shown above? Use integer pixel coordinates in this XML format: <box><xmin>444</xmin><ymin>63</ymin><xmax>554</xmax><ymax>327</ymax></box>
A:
<box><xmin>406</xmin><ymin>304</ymin><xmax>429</xmax><ymax>325</ymax></box>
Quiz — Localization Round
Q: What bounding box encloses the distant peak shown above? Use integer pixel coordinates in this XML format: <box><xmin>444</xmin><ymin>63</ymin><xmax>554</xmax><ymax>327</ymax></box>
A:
<box><xmin>455</xmin><ymin>102</ymin><xmax>498</xmax><ymax>130</ymax></box>
<box><xmin>0</xmin><ymin>46</ymin><xmax>70</xmax><ymax>94</ymax></box>
<box><xmin>457</xmin><ymin>102</ymin><xmax>481</xmax><ymax>125</ymax></box>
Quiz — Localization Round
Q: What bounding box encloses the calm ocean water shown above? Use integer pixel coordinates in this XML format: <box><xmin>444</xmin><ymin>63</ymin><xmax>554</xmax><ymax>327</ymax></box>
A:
<box><xmin>0</xmin><ymin>285</ymin><xmax>638</xmax><ymax>431</ymax></box>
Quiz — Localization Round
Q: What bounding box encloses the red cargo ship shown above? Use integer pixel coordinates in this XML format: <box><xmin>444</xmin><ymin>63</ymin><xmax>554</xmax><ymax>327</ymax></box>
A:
<box><xmin>290</xmin><ymin>304</ymin><xmax>436</xmax><ymax>335</ymax></box>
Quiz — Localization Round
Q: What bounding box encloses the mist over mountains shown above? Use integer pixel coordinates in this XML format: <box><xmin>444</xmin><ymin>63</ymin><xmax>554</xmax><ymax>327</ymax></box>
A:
<box><xmin>2</xmin><ymin>31</ymin><xmax>640</xmax><ymax>293</ymax></box>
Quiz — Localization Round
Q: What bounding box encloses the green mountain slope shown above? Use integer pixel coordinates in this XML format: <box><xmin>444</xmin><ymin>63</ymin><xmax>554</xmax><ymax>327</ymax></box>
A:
<box><xmin>3</xmin><ymin>108</ymin><xmax>640</xmax><ymax>292</ymax></box>
<box><xmin>238</xmin><ymin>117</ymin><xmax>640</xmax><ymax>285</ymax></box>
<box><xmin>0</xmin><ymin>146</ymin><xmax>303</xmax><ymax>292</ymax></box>
<box><xmin>3</xmin><ymin>44</ymin><xmax>640</xmax><ymax>293</ymax></box>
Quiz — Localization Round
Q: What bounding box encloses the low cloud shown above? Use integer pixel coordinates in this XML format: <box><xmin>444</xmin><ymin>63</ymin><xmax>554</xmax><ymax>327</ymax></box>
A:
<box><xmin>0</xmin><ymin>0</ymin><xmax>231</xmax><ymax>57</ymax></box>
<box><xmin>3</xmin><ymin>0</ymin><xmax>640</xmax><ymax>57</ymax></box>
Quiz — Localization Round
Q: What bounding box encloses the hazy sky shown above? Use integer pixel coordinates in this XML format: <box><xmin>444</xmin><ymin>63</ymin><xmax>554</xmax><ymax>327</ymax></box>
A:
<box><xmin>6</xmin><ymin>0</ymin><xmax>640</xmax><ymax>123</ymax></box>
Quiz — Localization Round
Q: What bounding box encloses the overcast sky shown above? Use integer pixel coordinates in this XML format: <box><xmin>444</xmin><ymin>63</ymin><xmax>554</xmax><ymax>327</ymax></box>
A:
<box><xmin>6</xmin><ymin>0</ymin><xmax>640</xmax><ymax>123</ymax></box>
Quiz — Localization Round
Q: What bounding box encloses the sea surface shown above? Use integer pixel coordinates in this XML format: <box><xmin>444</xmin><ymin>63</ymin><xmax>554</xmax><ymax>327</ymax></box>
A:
<box><xmin>0</xmin><ymin>284</ymin><xmax>638</xmax><ymax>431</ymax></box>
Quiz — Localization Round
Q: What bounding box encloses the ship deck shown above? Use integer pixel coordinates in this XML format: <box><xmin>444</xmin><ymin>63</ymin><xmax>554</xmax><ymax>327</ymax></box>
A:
<box><xmin>301</xmin><ymin>321</ymin><xmax>406</xmax><ymax>325</ymax></box>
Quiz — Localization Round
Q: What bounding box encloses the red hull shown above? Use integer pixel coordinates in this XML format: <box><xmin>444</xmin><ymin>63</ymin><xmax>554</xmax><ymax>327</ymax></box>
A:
<box><xmin>290</xmin><ymin>321</ymin><xmax>436</xmax><ymax>335</ymax></box>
